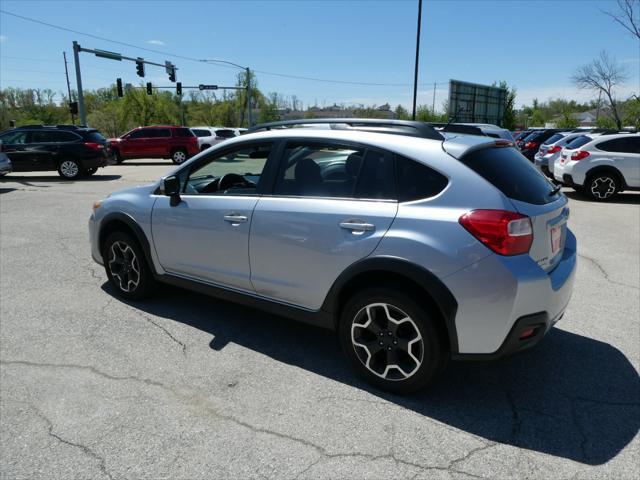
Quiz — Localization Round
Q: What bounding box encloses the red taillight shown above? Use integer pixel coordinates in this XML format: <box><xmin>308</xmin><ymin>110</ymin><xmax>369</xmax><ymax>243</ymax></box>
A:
<box><xmin>571</xmin><ymin>150</ymin><xmax>590</xmax><ymax>161</ymax></box>
<box><xmin>84</xmin><ymin>142</ymin><xmax>103</xmax><ymax>150</ymax></box>
<box><xmin>494</xmin><ymin>140</ymin><xmax>513</xmax><ymax>147</ymax></box>
<box><xmin>459</xmin><ymin>210</ymin><xmax>533</xmax><ymax>256</ymax></box>
<box><xmin>547</xmin><ymin>146</ymin><xmax>562</xmax><ymax>154</ymax></box>
<box><xmin>524</xmin><ymin>141</ymin><xmax>538</xmax><ymax>150</ymax></box>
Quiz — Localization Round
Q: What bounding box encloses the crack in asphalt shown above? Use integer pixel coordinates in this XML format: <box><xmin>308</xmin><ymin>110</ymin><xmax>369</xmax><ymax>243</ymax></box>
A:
<box><xmin>2</xmin><ymin>359</ymin><xmax>493</xmax><ymax>480</ymax></box>
<box><xmin>578</xmin><ymin>253</ymin><xmax>639</xmax><ymax>290</ymax></box>
<box><xmin>17</xmin><ymin>401</ymin><xmax>114</xmax><ymax>480</ymax></box>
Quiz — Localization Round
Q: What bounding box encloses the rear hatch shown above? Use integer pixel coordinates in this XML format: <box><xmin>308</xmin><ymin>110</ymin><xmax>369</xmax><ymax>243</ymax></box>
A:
<box><xmin>448</xmin><ymin>142</ymin><xmax>568</xmax><ymax>272</ymax></box>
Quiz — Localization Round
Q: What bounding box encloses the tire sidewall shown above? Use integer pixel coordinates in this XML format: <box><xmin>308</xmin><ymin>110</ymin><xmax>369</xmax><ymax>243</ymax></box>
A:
<box><xmin>338</xmin><ymin>288</ymin><xmax>446</xmax><ymax>394</ymax></box>
<box><xmin>586</xmin><ymin>173</ymin><xmax>619</xmax><ymax>201</ymax></box>
<box><xmin>102</xmin><ymin>231</ymin><xmax>154</xmax><ymax>300</ymax></box>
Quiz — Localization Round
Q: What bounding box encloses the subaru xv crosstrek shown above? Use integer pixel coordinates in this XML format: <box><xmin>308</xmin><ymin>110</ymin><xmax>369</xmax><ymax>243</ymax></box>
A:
<box><xmin>89</xmin><ymin>119</ymin><xmax>576</xmax><ymax>393</ymax></box>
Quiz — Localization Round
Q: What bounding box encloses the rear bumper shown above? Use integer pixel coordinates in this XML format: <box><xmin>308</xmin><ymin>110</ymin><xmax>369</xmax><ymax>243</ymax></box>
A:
<box><xmin>81</xmin><ymin>155</ymin><xmax>109</xmax><ymax>169</ymax></box>
<box><xmin>443</xmin><ymin>229</ymin><xmax>577</xmax><ymax>357</ymax></box>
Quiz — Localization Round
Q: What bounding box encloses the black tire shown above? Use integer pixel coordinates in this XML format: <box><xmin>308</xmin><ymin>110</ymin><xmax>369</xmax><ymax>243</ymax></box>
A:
<box><xmin>585</xmin><ymin>173</ymin><xmax>619</xmax><ymax>201</ymax></box>
<box><xmin>57</xmin><ymin>159</ymin><xmax>82</xmax><ymax>180</ymax></box>
<box><xmin>83</xmin><ymin>167</ymin><xmax>98</xmax><ymax>176</ymax></box>
<box><xmin>112</xmin><ymin>149</ymin><xmax>124</xmax><ymax>164</ymax></box>
<box><xmin>102</xmin><ymin>231</ymin><xmax>156</xmax><ymax>300</ymax></box>
<box><xmin>171</xmin><ymin>148</ymin><xmax>188</xmax><ymax>165</ymax></box>
<box><xmin>338</xmin><ymin>287</ymin><xmax>447</xmax><ymax>394</ymax></box>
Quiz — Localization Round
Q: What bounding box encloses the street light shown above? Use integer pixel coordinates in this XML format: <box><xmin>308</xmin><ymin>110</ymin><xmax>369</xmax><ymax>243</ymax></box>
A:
<box><xmin>199</xmin><ymin>59</ymin><xmax>253</xmax><ymax>127</ymax></box>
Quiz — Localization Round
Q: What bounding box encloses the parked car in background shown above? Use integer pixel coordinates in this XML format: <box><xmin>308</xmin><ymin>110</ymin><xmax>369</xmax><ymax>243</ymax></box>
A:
<box><xmin>535</xmin><ymin>132</ymin><xmax>600</xmax><ymax>178</ymax></box>
<box><xmin>89</xmin><ymin>118</ymin><xmax>576</xmax><ymax>393</ymax></box>
<box><xmin>554</xmin><ymin>133</ymin><xmax>640</xmax><ymax>201</ymax></box>
<box><xmin>190</xmin><ymin>126</ymin><xmax>238</xmax><ymax>151</ymax></box>
<box><xmin>0</xmin><ymin>150</ymin><xmax>12</xmax><ymax>176</ymax></box>
<box><xmin>110</xmin><ymin>126</ymin><xmax>199</xmax><ymax>165</ymax></box>
<box><xmin>0</xmin><ymin>125</ymin><xmax>111</xmax><ymax>179</ymax></box>
<box><xmin>520</xmin><ymin>129</ymin><xmax>559</xmax><ymax>161</ymax></box>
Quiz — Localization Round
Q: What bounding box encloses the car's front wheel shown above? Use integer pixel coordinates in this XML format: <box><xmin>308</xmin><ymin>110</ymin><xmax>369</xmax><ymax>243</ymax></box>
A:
<box><xmin>585</xmin><ymin>173</ymin><xmax>619</xmax><ymax>201</ymax></box>
<box><xmin>339</xmin><ymin>288</ymin><xmax>447</xmax><ymax>394</ymax></box>
<box><xmin>58</xmin><ymin>159</ymin><xmax>82</xmax><ymax>180</ymax></box>
<box><xmin>103</xmin><ymin>231</ymin><xmax>156</xmax><ymax>300</ymax></box>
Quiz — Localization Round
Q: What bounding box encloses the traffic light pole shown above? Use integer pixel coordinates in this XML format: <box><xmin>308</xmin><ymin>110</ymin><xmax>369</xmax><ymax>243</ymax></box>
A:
<box><xmin>72</xmin><ymin>41</ymin><xmax>87</xmax><ymax>126</ymax></box>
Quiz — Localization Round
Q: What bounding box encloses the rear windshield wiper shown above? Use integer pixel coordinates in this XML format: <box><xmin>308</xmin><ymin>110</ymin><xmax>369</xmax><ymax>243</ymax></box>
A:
<box><xmin>549</xmin><ymin>184</ymin><xmax>562</xmax><ymax>196</ymax></box>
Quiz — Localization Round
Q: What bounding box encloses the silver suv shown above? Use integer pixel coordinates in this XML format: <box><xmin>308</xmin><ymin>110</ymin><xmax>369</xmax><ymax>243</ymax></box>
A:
<box><xmin>89</xmin><ymin>119</ymin><xmax>576</xmax><ymax>393</ymax></box>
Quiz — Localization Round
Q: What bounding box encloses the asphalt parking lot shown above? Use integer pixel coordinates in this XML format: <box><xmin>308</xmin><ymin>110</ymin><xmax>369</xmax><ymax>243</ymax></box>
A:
<box><xmin>1</xmin><ymin>160</ymin><xmax>639</xmax><ymax>480</ymax></box>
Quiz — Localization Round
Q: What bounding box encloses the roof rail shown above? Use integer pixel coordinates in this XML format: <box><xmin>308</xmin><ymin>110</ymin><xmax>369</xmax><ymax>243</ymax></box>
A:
<box><xmin>247</xmin><ymin>118</ymin><xmax>445</xmax><ymax>141</ymax></box>
<box><xmin>15</xmin><ymin>124</ymin><xmax>45</xmax><ymax>129</ymax></box>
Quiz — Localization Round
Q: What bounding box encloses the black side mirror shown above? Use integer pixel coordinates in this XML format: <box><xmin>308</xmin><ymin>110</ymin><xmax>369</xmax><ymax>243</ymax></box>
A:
<box><xmin>163</xmin><ymin>175</ymin><xmax>181</xmax><ymax>206</ymax></box>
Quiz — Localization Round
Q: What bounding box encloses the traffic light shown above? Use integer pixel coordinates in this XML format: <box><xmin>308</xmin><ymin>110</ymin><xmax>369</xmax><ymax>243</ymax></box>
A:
<box><xmin>116</xmin><ymin>78</ymin><xmax>123</xmax><ymax>97</ymax></box>
<box><xmin>176</xmin><ymin>82</ymin><xmax>182</xmax><ymax>96</ymax></box>
<box><xmin>136</xmin><ymin>58</ymin><xmax>145</xmax><ymax>77</ymax></box>
<box><xmin>146</xmin><ymin>82</ymin><xmax>153</xmax><ymax>95</ymax></box>
<box><xmin>165</xmin><ymin>61</ymin><xmax>176</xmax><ymax>82</ymax></box>
<box><xmin>69</xmin><ymin>102</ymin><xmax>78</xmax><ymax>115</ymax></box>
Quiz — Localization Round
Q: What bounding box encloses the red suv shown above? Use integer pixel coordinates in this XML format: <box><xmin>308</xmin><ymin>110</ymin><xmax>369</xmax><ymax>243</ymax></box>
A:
<box><xmin>110</xmin><ymin>126</ymin><xmax>199</xmax><ymax>165</ymax></box>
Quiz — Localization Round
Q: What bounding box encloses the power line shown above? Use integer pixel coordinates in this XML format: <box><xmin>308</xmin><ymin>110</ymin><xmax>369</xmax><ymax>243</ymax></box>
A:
<box><xmin>1</xmin><ymin>9</ymin><xmax>448</xmax><ymax>88</ymax></box>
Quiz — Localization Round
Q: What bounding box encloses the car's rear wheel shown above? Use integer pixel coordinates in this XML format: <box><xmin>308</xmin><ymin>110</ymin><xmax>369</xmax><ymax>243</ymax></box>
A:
<box><xmin>339</xmin><ymin>288</ymin><xmax>447</xmax><ymax>394</ymax></box>
<box><xmin>84</xmin><ymin>167</ymin><xmax>98</xmax><ymax>176</ymax></box>
<box><xmin>103</xmin><ymin>231</ymin><xmax>156</xmax><ymax>300</ymax></box>
<box><xmin>171</xmin><ymin>149</ymin><xmax>187</xmax><ymax>165</ymax></box>
<box><xmin>58</xmin><ymin>159</ymin><xmax>82</xmax><ymax>180</ymax></box>
<box><xmin>585</xmin><ymin>173</ymin><xmax>619</xmax><ymax>201</ymax></box>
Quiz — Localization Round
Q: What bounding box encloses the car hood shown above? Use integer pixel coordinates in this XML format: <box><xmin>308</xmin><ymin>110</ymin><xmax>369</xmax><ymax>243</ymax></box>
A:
<box><xmin>109</xmin><ymin>182</ymin><xmax>158</xmax><ymax>199</ymax></box>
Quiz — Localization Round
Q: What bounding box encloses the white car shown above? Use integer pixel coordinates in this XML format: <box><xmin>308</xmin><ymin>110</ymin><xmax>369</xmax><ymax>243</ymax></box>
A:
<box><xmin>554</xmin><ymin>133</ymin><xmax>640</xmax><ymax>200</ymax></box>
<box><xmin>190</xmin><ymin>126</ymin><xmax>238</xmax><ymax>151</ymax></box>
<box><xmin>458</xmin><ymin>123</ymin><xmax>513</xmax><ymax>141</ymax></box>
<box><xmin>534</xmin><ymin>132</ymin><xmax>598</xmax><ymax>178</ymax></box>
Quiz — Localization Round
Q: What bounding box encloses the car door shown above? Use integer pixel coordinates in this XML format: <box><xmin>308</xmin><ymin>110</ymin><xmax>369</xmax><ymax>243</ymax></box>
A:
<box><xmin>596</xmin><ymin>137</ymin><xmax>640</xmax><ymax>187</ymax></box>
<box><xmin>0</xmin><ymin>130</ymin><xmax>30</xmax><ymax>171</ymax></box>
<box><xmin>148</xmin><ymin>128</ymin><xmax>171</xmax><ymax>157</ymax></box>
<box><xmin>120</xmin><ymin>129</ymin><xmax>149</xmax><ymax>157</ymax></box>
<box><xmin>27</xmin><ymin>130</ymin><xmax>61</xmax><ymax>170</ymax></box>
<box><xmin>249</xmin><ymin>140</ymin><xmax>398</xmax><ymax>310</ymax></box>
<box><xmin>151</xmin><ymin>141</ymin><xmax>275</xmax><ymax>291</ymax></box>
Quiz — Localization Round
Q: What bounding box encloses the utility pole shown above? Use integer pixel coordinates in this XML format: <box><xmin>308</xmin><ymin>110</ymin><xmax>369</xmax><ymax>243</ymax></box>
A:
<box><xmin>246</xmin><ymin>67</ymin><xmax>253</xmax><ymax>127</ymax></box>
<box><xmin>431</xmin><ymin>81</ymin><xmax>436</xmax><ymax>114</ymax></box>
<box><xmin>411</xmin><ymin>0</ymin><xmax>423</xmax><ymax>120</ymax></box>
<box><xmin>72</xmin><ymin>41</ymin><xmax>87</xmax><ymax>126</ymax></box>
<box><xmin>63</xmin><ymin>51</ymin><xmax>75</xmax><ymax>125</ymax></box>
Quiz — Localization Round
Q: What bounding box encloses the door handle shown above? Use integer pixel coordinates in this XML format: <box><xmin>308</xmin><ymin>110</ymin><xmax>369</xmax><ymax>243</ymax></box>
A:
<box><xmin>223</xmin><ymin>214</ymin><xmax>248</xmax><ymax>224</ymax></box>
<box><xmin>339</xmin><ymin>220</ymin><xmax>375</xmax><ymax>233</ymax></box>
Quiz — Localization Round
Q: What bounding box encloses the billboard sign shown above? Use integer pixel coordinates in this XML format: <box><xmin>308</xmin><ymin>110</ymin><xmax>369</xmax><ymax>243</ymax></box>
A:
<box><xmin>448</xmin><ymin>80</ymin><xmax>507</xmax><ymax>126</ymax></box>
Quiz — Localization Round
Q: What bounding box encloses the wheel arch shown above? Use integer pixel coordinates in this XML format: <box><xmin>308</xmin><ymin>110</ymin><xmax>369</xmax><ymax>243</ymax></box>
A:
<box><xmin>322</xmin><ymin>256</ymin><xmax>459</xmax><ymax>353</ymax></box>
<box><xmin>98</xmin><ymin>212</ymin><xmax>157</xmax><ymax>275</ymax></box>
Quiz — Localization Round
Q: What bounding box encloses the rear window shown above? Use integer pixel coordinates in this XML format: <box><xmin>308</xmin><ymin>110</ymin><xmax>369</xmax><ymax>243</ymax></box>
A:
<box><xmin>192</xmin><ymin>129</ymin><xmax>211</xmax><ymax>137</ymax></box>
<box><xmin>84</xmin><ymin>131</ymin><xmax>106</xmax><ymax>142</ymax></box>
<box><xmin>596</xmin><ymin>137</ymin><xmax>640</xmax><ymax>153</ymax></box>
<box><xmin>459</xmin><ymin>147</ymin><xmax>559</xmax><ymax>205</ymax></box>
<box><xmin>215</xmin><ymin>129</ymin><xmax>236</xmax><ymax>139</ymax></box>
<box><xmin>174</xmin><ymin>128</ymin><xmax>195</xmax><ymax>137</ymax></box>
<box><xmin>543</xmin><ymin>133</ymin><xmax>564</xmax><ymax>145</ymax></box>
<box><xmin>565</xmin><ymin>135</ymin><xmax>592</xmax><ymax>149</ymax></box>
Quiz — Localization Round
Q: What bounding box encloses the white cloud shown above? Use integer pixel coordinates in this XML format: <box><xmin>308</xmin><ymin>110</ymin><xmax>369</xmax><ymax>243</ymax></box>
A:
<box><xmin>147</xmin><ymin>40</ymin><xmax>165</xmax><ymax>46</ymax></box>
<box><xmin>0</xmin><ymin>35</ymin><xmax>7</xmax><ymax>43</ymax></box>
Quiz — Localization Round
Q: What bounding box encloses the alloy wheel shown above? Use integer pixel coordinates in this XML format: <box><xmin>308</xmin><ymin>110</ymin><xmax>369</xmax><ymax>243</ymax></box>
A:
<box><xmin>351</xmin><ymin>303</ymin><xmax>424</xmax><ymax>381</ymax></box>
<box><xmin>60</xmin><ymin>160</ymin><xmax>79</xmax><ymax>178</ymax></box>
<box><xmin>590</xmin><ymin>176</ymin><xmax>616</xmax><ymax>200</ymax></box>
<box><xmin>173</xmin><ymin>151</ymin><xmax>187</xmax><ymax>164</ymax></box>
<box><xmin>108</xmin><ymin>241</ymin><xmax>141</xmax><ymax>292</ymax></box>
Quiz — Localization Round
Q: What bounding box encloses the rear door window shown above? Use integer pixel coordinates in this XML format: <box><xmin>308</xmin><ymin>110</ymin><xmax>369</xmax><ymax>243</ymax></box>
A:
<box><xmin>596</xmin><ymin>137</ymin><xmax>640</xmax><ymax>153</ymax></box>
<box><xmin>153</xmin><ymin>129</ymin><xmax>172</xmax><ymax>138</ymax></box>
<box><xmin>459</xmin><ymin>147</ymin><xmax>559</xmax><ymax>205</ymax></box>
<box><xmin>49</xmin><ymin>131</ymin><xmax>80</xmax><ymax>142</ymax></box>
<box><xmin>565</xmin><ymin>135</ymin><xmax>593</xmax><ymax>149</ymax></box>
<box><xmin>543</xmin><ymin>133</ymin><xmax>564</xmax><ymax>145</ymax></box>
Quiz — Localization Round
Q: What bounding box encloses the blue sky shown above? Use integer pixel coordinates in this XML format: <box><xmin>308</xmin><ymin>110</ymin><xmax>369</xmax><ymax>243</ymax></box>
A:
<box><xmin>1</xmin><ymin>0</ymin><xmax>638</xmax><ymax>110</ymax></box>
